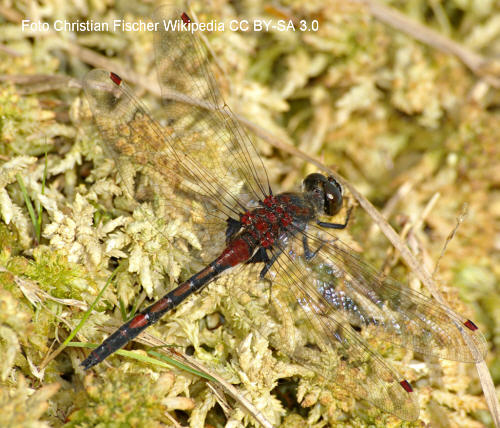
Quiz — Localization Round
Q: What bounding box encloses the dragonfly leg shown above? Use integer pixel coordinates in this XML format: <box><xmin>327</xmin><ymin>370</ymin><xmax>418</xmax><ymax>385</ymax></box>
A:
<box><xmin>254</xmin><ymin>247</ymin><xmax>284</xmax><ymax>304</ymax></box>
<box><xmin>302</xmin><ymin>234</ymin><xmax>324</xmax><ymax>261</ymax></box>
<box><xmin>243</xmin><ymin>246</ymin><xmax>282</xmax><ymax>302</ymax></box>
<box><xmin>258</xmin><ymin>248</ymin><xmax>283</xmax><ymax>279</ymax></box>
<box><xmin>246</xmin><ymin>247</ymin><xmax>269</xmax><ymax>264</ymax></box>
<box><xmin>225</xmin><ymin>217</ymin><xmax>242</xmax><ymax>243</ymax></box>
<box><xmin>245</xmin><ymin>247</ymin><xmax>282</xmax><ymax>278</ymax></box>
<box><xmin>316</xmin><ymin>206</ymin><xmax>352</xmax><ymax>229</ymax></box>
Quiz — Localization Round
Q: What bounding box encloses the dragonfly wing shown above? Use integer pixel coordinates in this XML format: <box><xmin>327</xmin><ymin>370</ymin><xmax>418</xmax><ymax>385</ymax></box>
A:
<box><xmin>258</xmin><ymin>240</ymin><xmax>420</xmax><ymax>421</ymax></box>
<box><xmin>84</xmin><ymin>70</ymin><xmax>247</xmax><ymax>223</ymax></box>
<box><xmin>153</xmin><ymin>5</ymin><xmax>270</xmax><ymax>206</ymax></box>
<box><xmin>297</xmin><ymin>225</ymin><xmax>488</xmax><ymax>363</ymax></box>
<box><xmin>84</xmin><ymin>6</ymin><xmax>271</xmax><ymax>250</ymax></box>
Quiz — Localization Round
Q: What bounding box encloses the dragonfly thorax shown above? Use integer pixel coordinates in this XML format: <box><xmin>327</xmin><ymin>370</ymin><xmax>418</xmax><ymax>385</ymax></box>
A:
<box><xmin>240</xmin><ymin>195</ymin><xmax>295</xmax><ymax>248</ymax></box>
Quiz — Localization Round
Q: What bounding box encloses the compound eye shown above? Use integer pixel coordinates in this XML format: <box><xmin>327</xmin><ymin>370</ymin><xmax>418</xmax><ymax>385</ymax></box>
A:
<box><xmin>324</xmin><ymin>179</ymin><xmax>343</xmax><ymax>216</ymax></box>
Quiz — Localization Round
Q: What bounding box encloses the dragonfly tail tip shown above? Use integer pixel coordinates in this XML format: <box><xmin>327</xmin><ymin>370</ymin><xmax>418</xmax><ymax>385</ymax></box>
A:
<box><xmin>81</xmin><ymin>354</ymin><xmax>99</xmax><ymax>371</ymax></box>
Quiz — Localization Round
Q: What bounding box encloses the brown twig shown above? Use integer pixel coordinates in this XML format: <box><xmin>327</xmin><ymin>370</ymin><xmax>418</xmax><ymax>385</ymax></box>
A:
<box><xmin>0</xmin><ymin>74</ymin><xmax>80</xmax><ymax>93</ymax></box>
<box><xmin>433</xmin><ymin>203</ymin><xmax>468</xmax><ymax>278</ymax></box>
<box><xmin>380</xmin><ymin>192</ymin><xmax>440</xmax><ymax>277</ymax></box>
<box><xmin>353</xmin><ymin>0</ymin><xmax>500</xmax><ymax>88</ymax></box>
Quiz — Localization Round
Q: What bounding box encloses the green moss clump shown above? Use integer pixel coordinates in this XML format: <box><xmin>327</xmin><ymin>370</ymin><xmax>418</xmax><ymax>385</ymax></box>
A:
<box><xmin>66</xmin><ymin>370</ymin><xmax>185</xmax><ymax>427</ymax></box>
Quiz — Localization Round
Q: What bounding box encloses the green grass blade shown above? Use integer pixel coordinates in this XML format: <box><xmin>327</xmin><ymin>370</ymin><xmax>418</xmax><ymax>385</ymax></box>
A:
<box><xmin>148</xmin><ymin>350</ymin><xmax>216</xmax><ymax>381</ymax></box>
<box><xmin>16</xmin><ymin>173</ymin><xmax>39</xmax><ymax>241</ymax></box>
<box><xmin>40</xmin><ymin>266</ymin><xmax>121</xmax><ymax>369</ymax></box>
<box><xmin>35</xmin><ymin>151</ymin><xmax>48</xmax><ymax>241</ymax></box>
<box><xmin>61</xmin><ymin>265</ymin><xmax>120</xmax><ymax>348</ymax></box>
<box><xmin>68</xmin><ymin>342</ymin><xmax>216</xmax><ymax>381</ymax></box>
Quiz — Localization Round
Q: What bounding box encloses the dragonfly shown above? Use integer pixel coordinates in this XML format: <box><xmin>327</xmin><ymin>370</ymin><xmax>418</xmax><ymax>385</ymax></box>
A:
<box><xmin>81</xmin><ymin>5</ymin><xmax>487</xmax><ymax>422</ymax></box>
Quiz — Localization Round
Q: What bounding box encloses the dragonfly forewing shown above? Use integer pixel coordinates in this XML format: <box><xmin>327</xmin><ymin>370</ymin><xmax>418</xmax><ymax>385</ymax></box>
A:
<box><xmin>291</xmin><ymin>226</ymin><xmax>487</xmax><ymax>363</ymax></box>
<box><xmin>153</xmin><ymin>4</ymin><xmax>270</xmax><ymax>206</ymax></box>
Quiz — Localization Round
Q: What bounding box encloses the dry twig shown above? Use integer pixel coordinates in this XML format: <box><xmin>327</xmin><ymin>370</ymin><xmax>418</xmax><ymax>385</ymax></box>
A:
<box><xmin>354</xmin><ymin>0</ymin><xmax>500</xmax><ymax>88</ymax></box>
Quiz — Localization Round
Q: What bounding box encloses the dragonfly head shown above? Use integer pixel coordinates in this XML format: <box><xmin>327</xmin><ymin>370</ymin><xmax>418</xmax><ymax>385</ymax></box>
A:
<box><xmin>303</xmin><ymin>173</ymin><xmax>343</xmax><ymax>216</ymax></box>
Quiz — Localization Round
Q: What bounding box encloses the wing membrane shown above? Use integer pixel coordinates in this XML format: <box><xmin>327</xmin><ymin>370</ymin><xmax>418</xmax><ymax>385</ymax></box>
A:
<box><xmin>258</xmin><ymin>240</ymin><xmax>419</xmax><ymax>421</ymax></box>
<box><xmin>269</xmin><ymin>224</ymin><xmax>487</xmax><ymax>366</ymax></box>
<box><xmin>153</xmin><ymin>4</ymin><xmax>270</xmax><ymax>205</ymax></box>
<box><xmin>301</xmin><ymin>226</ymin><xmax>487</xmax><ymax>363</ymax></box>
<box><xmin>84</xmin><ymin>70</ymin><xmax>247</xmax><ymax>222</ymax></box>
<box><xmin>250</xmin><ymin>227</ymin><xmax>485</xmax><ymax>419</ymax></box>
<box><xmin>83</xmin><ymin>5</ymin><xmax>271</xmax><ymax>249</ymax></box>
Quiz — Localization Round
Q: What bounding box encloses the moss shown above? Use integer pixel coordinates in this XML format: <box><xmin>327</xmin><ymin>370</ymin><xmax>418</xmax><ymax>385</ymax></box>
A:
<box><xmin>66</xmin><ymin>370</ymin><xmax>183</xmax><ymax>427</ymax></box>
<box><xmin>8</xmin><ymin>247</ymin><xmax>88</xmax><ymax>300</ymax></box>
<box><xmin>0</xmin><ymin>85</ymin><xmax>56</xmax><ymax>157</ymax></box>
<box><xmin>0</xmin><ymin>375</ymin><xmax>59</xmax><ymax>428</ymax></box>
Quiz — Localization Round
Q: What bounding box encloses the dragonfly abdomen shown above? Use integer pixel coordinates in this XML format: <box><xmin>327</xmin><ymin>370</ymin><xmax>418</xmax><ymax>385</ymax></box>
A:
<box><xmin>81</xmin><ymin>237</ymin><xmax>254</xmax><ymax>369</ymax></box>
